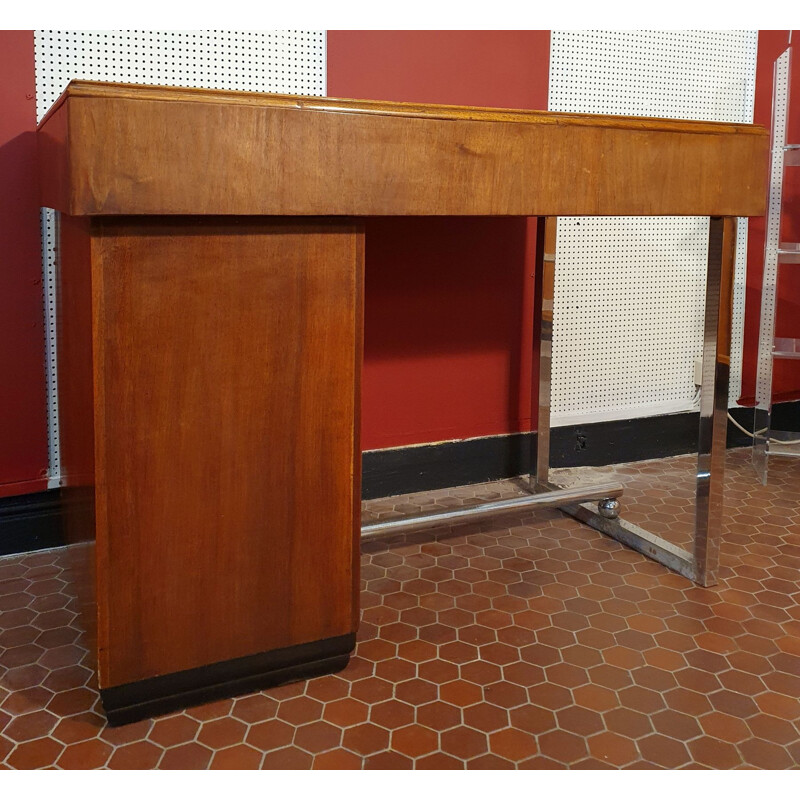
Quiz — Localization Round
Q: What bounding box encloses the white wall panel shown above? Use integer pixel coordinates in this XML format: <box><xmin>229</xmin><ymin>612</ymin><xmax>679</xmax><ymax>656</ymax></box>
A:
<box><xmin>548</xmin><ymin>30</ymin><xmax>757</xmax><ymax>426</ymax></box>
<box><xmin>35</xmin><ymin>30</ymin><xmax>326</xmax><ymax>486</ymax></box>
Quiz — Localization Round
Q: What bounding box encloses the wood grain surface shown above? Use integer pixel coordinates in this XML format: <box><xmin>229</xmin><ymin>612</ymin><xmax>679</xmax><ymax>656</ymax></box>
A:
<box><xmin>83</xmin><ymin>217</ymin><xmax>363</xmax><ymax>687</ymax></box>
<box><xmin>38</xmin><ymin>80</ymin><xmax>769</xmax><ymax>218</ymax></box>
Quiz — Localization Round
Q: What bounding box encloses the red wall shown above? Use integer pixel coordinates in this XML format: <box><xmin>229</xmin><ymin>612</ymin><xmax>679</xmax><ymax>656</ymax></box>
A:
<box><xmin>328</xmin><ymin>31</ymin><xmax>550</xmax><ymax>450</ymax></box>
<box><xmin>0</xmin><ymin>30</ymin><xmax>48</xmax><ymax>497</ymax></box>
<box><xmin>741</xmin><ymin>30</ymin><xmax>800</xmax><ymax>405</ymax></box>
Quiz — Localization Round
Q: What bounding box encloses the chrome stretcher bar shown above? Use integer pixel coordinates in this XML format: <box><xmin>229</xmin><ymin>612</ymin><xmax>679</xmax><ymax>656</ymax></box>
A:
<box><xmin>361</xmin><ymin>480</ymin><xmax>624</xmax><ymax>540</ymax></box>
<box><xmin>362</xmin><ymin>215</ymin><xmax>736</xmax><ymax>588</ymax></box>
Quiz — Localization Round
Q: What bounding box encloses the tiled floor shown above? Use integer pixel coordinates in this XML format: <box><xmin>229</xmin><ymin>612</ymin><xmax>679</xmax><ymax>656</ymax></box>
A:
<box><xmin>1</xmin><ymin>448</ymin><xmax>799</xmax><ymax>769</ymax></box>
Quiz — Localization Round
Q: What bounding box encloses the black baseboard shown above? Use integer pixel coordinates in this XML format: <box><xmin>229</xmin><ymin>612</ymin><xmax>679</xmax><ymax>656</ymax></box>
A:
<box><xmin>100</xmin><ymin>633</ymin><xmax>356</xmax><ymax>726</ymax></box>
<box><xmin>362</xmin><ymin>402</ymin><xmax>800</xmax><ymax>499</ymax></box>
<box><xmin>0</xmin><ymin>489</ymin><xmax>65</xmax><ymax>557</ymax></box>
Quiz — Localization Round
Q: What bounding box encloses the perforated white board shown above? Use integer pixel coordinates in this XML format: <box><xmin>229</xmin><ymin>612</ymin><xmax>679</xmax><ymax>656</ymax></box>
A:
<box><xmin>549</xmin><ymin>30</ymin><xmax>757</xmax><ymax>426</ymax></box>
<box><xmin>35</xmin><ymin>30</ymin><xmax>326</xmax><ymax>487</ymax></box>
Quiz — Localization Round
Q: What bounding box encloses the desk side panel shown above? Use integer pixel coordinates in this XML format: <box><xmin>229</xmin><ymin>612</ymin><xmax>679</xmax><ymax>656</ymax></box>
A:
<box><xmin>92</xmin><ymin>217</ymin><xmax>362</xmax><ymax>688</ymax></box>
<box><xmin>65</xmin><ymin>95</ymin><xmax>768</xmax><ymax>217</ymax></box>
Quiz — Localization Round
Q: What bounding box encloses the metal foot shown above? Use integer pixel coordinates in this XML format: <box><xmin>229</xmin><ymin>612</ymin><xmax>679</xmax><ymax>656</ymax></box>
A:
<box><xmin>598</xmin><ymin>497</ymin><xmax>620</xmax><ymax>519</ymax></box>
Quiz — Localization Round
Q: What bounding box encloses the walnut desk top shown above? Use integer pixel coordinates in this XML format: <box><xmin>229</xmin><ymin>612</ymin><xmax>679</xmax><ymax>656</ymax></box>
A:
<box><xmin>38</xmin><ymin>81</ymin><xmax>768</xmax><ymax>219</ymax></box>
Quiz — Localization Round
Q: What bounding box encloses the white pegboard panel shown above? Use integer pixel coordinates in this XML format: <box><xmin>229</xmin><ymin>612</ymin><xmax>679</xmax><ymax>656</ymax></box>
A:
<box><xmin>34</xmin><ymin>30</ymin><xmax>325</xmax><ymax>121</ymax></box>
<box><xmin>35</xmin><ymin>30</ymin><xmax>326</xmax><ymax>484</ymax></box>
<box><xmin>549</xmin><ymin>30</ymin><xmax>757</xmax><ymax>425</ymax></box>
<box><xmin>551</xmin><ymin>217</ymin><xmax>710</xmax><ymax>425</ymax></box>
<box><xmin>40</xmin><ymin>210</ymin><xmax>60</xmax><ymax>489</ymax></box>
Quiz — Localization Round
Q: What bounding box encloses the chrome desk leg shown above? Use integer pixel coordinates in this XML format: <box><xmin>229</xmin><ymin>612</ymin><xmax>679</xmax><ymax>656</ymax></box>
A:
<box><xmin>693</xmin><ymin>216</ymin><xmax>736</xmax><ymax>586</ymax></box>
<box><xmin>532</xmin><ymin>216</ymin><xmax>691</xmax><ymax>578</ymax></box>
<box><xmin>532</xmin><ymin>216</ymin><xmax>555</xmax><ymax>490</ymax></box>
<box><xmin>534</xmin><ymin>217</ymin><xmax>735</xmax><ymax>585</ymax></box>
<box><xmin>532</xmin><ymin>217</ymin><xmax>620</xmax><ymax>521</ymax></box>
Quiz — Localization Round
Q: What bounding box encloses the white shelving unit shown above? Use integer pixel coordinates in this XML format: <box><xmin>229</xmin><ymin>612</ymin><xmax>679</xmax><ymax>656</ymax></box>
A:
<box><xmin>753</xmin><ymin>46</ymin><xmax>800</xmax><ymax>480</ymax></box>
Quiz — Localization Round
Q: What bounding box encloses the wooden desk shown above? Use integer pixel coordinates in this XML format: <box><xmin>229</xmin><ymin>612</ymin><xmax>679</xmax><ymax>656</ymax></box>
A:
<box><xmin>38</xmin><ymin>81</ymin><xmax>769</xmax><ymax>724</ymax></box>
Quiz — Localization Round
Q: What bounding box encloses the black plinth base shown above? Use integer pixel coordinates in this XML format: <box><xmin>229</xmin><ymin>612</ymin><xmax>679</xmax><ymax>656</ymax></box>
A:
<box><xmin>100</xmin><ymin>633</ymin><xmax>356</xmax><ymax>726</ymax></box>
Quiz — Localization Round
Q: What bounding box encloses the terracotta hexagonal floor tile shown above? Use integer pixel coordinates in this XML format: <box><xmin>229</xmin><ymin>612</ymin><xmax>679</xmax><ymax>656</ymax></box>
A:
<box><xmin>42</xmin><ymin>665</ymin><xmax>93</xmax><ymax>694</ymax></box>
<box><xmin>717</xmin><ymin>669</ymin><xmax>766</xmax><ymax>696</ymax></box>
<box><xmin>245</xmin><ymin>718</ymin><xmax>294</xmax><ymax>752</ymax></box>
<box><xmin>416</xmin><ymin>700</ymin><xmax>461</xmax><ymax>732</ymax></box>
<box><xmin>294</xmin><ymin>720</ymin><xmax>343</xmax><ymax>753</ymax></box>
<box><xmin>391</xmin><ymin>724</ymin><xmax>439</xmax><ymax>758</ymax></box>
<box><xmin>479</xmin><ymin>642</ymin><xmax>519</xmax><ymax>666</ymax></box>
<box><xmin>462</xmin><ymin>702</ymin><xmax>509</xmax><ymax>733</ymax></box>
<box><xmin>528</xmin><ymin>683</ymin><xmax>574</xmax><ymax>711</ymax></box>
<box><xmin>261</xmin><ymin>746</ymin><xmax>314</xmax><ymax>769</ymax></box>
<box><xmin>57</xmin><ymin>738</ymin><xmax>114</xmax><ymax>769</ymax></box>
<box><xmin>375</xmin><ymin>657</ymin><xmax>417</xmax><ymax>683</ymax></box>
<box><xmin>617</xmin><ymin>685</ymin><xmax>666</xmax><ymax>714</ymax></box>
<box><xmin>739</xmin><ymin>738</ymin><xmax>794</xmax><ymax>770</ymax></box>
<box><xmin>5</xmin><ymin>736</ymin><xmax>64</xmax><ymax>770</ymax></box>
<box><xmin>363</xmin><ymin>750</ymin><xmax>414</xmax><ymax>769</ymax></box>
<box><xmin>439</xmin><ymin>679</ymin><xmax>483</xmax><ymax>708</ymax></box>
<box><xmin>488</xmin><ymin>727</ymin><xmax>538</xmax><ymax>762</ymax></box>
<box><xmin>459</xmin><ymin>660</ymin><xmax>502</xmax><ymax>686</ymax></box>
<box><xmin>603</xmin><ymin>707</ymin><xmax>652</xmax><ymax>739</ymax></box>
<box><xmin>412</xmin><ymin>660</ymin><xmax>455</xmax><ymax>686</ymax></box>
<box><xmin>519</xmin><ymin>729</ymin><xmax>579</xmax><ymax>768</ymax></box>
<box><xmin>664</xmin><ymin>687</ymin><xmax>713</xmax><ymax>717</ymax></box>
<box><xmin>158</xmin><ymin>742</ymin><xmax>213</xmax><ymax>770</ymax></box>
<box><xmin>650</xmin><ymin>708</ymin><xmax>702</xmax><ymax>741</ymax></box>
<box><xmin>51</xmin><ymin>712</ymin><xmax>105</xmax><ymax>745</ymax></box>
<box><xmin>368</xmin><ymin>699</ymin><xmax>415</xmax><ymax>730</ymax></box>
<box><xmin>688</xmin><ymin>736</ymin><xmax>744</xmax><ymax>769</ymax></box>
<box><xmin>556</xmin><ymin>705</ymin><xmax>604</xmax><ymax>737</ymax></box>
<box><xmin>3</xmin><ymin>709</ymin><xmax>59</xmax><ymax>742</ymax></box>
<box><xmin>394</xmin><ymin>678</ymin><xmax>438</xmax><ymax>706</ymax></box>
<box><xmin>149</xmin><ymin>714</ymin><xmax>201</xmax><ymax>748</ymax></box>
<box><xmin>322</xmin><ymin>698</ymin><xmax>370</xmax><ymax>728</ymax></box>
<box><xmin>755</xmin><ymin>691</ymin><xmax>800</xmax><ymax>721</ymax></box>
<box><xmin>230</xmin><ymin>693</ymin><xmax>278</xmax><ymax>724</ymax></box>
<box><xmin>349</xmin><ymin>677</ymin><xmax>394</xmax><ymax>705</ymax></box>
<box><xmin>413</xmin><ymin>752</ymin><xmax>462</xmax><ymax>769</ymax></box>
<box><xmin>502</xmin><ymin>661</ymin><xmax>545</xmax><ymax>687</ymax></box>
<box><xmin>483</xmin><ymin>680</ymin><xmax>528</xmax><ymax>709</ymax></box>
<box><xmin>312</xmin><ymin>748</ymin><xmax>363</xmax><ymax>769</ymax></box>
<box><xmin>356</xmin><ymin>638</ymin><xmax>397</xmax><ymax>663</ymax></box>
<box><xmin>45</xmin><ymin>687</ymin><xmax>98</xmax><ymax>718</ymax></box>
<box><xmin>396</xmin><ymin>639</ymin><xmax>438</xmax><ymax>664</ymax></box>
<box><xmin>275</xmin><ymin>695</ymin><xmax>323</xmax><ymax>725</ymax></box>
<box><xmin>746</xmin><ymin>713</ymin><xmax>799</xmax><ymax>745</ymax></box>
<box><xmin>440</xmin><ymin>726</ymin><xmax>488</xmax><ymax>760</ymax></box>
<box><xmin>1</xmin><ymin>686</ymin><xmax>54</xmax><ymax>717</ymax></box>
<box><xmin>341</xmin><ymin>722</ymin><xmax>390</xmax><ymax>756</ymax></box>
<box><xmin>208</xmin><ymin>744</ymin><xmax>264</xmax><ymax>770</ymax></box>
<box><xmin>467</xmin><ymin>753</ymin><xmax>515</xmax><ymax>769</ymax></box>
<box><xmin>518</xmin><ymin>754</ymin><xmax>567</xmax><ymax>770</ymax></box>
<box><xmin>637</xmin><ymin>733</ymin><xmax>690</xmax><ymax>768</ymax></box>
<box><xmin>439</xmin><ymin>641</ymin><xmax>479</xmax><ymax>665</ymax></box>
<box><xmin>97</xmin><ymin>718</ymin><xmax>153</xmax><ymax>747</ymax></box>
<box><xmin>587</xmin><ymin>731</ymin><xmax>638</xmax><ymax>767</ymax></box>
<box><xmin>107</xmin><ymin>740</ymin><xmax>164</xmax><ymax>770</ymax></box>
<box><xmin>699</xmin><ymin>711</ymin><xmax>751</xmax><ymax>744</ymax></box>
<box><xmin>196</xmin><ymin>716</ymin><xmax>247</xmax><ymax>749</ymax></box>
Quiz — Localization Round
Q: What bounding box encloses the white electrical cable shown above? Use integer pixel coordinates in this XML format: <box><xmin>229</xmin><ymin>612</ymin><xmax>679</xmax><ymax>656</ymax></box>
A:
<box><xmin>726</xmin><ymin>411</ymin><xmax>800</xmax><ymax>445</ymax></box>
